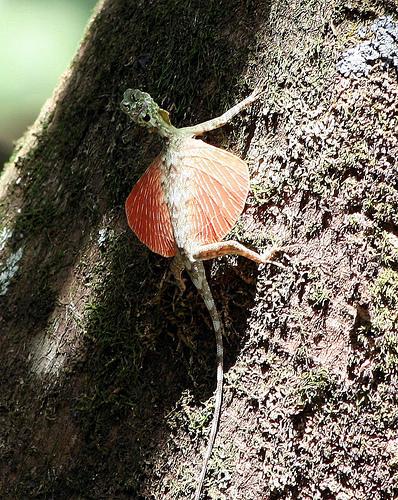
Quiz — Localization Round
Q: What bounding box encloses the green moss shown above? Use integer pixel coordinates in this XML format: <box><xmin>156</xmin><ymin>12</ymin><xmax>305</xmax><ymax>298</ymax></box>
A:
<box><xmin>299</xmin><ymin>367</ymin><xmax>335</xmax><ymax>408</ymax></box>
<box><xmin>363</xmin><ymin>183</ymin><xmax>398</xmax><ymax>227</ymax></box>
<box><xmin>354</xmin><ymin>270</ymin><xmax>398</xmax><ymax>376</ymax></box>
<box><xmin>206</xmin><ymin>441</ymin><xmax>236</xmax><ymax>497</ymax></box>
<box><xmin>305</xmin><ymin>220</ymin><xmax>323</xmax><ymax>239</ymax></box>
<box><xmin>308</xmin><ymin>282</ymin><xmax>330</xmax><ymax>310</ymax></box>
<box><xmin>166</xmin><ymin>389</ymin><xmax>213</xmax><ymax>438</ymax></box>
<box><xmin>250</xmin><ymin>175</ymin><xmax>284</xmax><ymax>205</ymax></box>
<box><xmin>371</xmin><ymin>269</ymin><xmax>398</xmax><ymax>311</ymax></box>
<box><xmin>375</xmin><ymin>232</ymin><xmax>398</xmax><ymax>267</ymax></box>
<box><xmin>378</xmin><ymin>331</ymin><xmax>398</xmax><ymax>373</ymax></box>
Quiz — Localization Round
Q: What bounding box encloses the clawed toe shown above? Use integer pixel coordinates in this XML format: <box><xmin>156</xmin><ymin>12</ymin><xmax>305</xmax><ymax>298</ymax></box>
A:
<box><xmin>260</xmin><ymin>244</ymin><xmax>298</xmax><ymax>266</ymax></box>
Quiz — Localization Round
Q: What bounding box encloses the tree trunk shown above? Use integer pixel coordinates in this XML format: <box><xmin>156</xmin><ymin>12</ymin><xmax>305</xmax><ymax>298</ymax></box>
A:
<box><xmin>1</xmin><ymin>0</ymin><xmax>398</xmax><ymax>498</ymax></box>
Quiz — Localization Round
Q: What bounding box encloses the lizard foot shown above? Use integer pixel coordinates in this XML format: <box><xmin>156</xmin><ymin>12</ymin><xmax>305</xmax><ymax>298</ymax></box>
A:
<box><xmin>260</xmin><ymin>244</ymin><xmax>299</xmax><ymax>268</ymax></box>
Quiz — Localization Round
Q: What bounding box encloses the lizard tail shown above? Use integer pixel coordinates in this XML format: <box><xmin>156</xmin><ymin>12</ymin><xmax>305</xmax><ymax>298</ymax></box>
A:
<box><xmin>188</xmin><ymin>262</ymin><xmax>224</xmax><ymax>500</ymax></box>
<box><xmin>194</xmin><ymin>321</ymin><xmax>223</xmax><ymax>500</ymax></box>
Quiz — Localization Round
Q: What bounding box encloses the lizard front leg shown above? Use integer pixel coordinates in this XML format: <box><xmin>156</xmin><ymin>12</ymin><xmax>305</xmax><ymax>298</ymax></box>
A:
<box><xmin>182</xmin><ymin>88</ymin><xmax>262</xmax><ymax>136</ymax></box>
<box><xmin>191</xmin><ymin>240</ymin><xmax>288</xmax><ymax>266</ymax></box>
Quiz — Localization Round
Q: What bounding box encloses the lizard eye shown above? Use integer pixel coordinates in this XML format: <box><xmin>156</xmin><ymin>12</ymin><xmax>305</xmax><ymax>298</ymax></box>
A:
<box><xmin>142</xmin><ymin>114</ymin><xmax>151</xmax><ymax>122</ymax></box>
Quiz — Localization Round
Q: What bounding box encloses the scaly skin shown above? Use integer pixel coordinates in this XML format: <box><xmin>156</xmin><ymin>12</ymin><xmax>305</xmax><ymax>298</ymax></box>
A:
<box><xmin>121</xmin><ymin>88</ymin><xmax>281</xmax><ymax>499</ymax></box>
<box><xmin>172</xmin><ymin>252</ymin><xmax>223</xmax><ymax>500</ymax></box>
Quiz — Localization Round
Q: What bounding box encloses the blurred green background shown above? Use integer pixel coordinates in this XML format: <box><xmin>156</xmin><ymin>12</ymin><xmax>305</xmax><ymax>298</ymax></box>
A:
<box><xmin>0</xmin><ymin>0</ymin><xmax>97</xmax><ymax>168</ymax></box>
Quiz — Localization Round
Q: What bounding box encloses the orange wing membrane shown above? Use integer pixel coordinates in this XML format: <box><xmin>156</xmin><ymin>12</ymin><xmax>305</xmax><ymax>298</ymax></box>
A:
<box><xmin>125</xmin><ymin>155</ymin><xmax>176</xmax><ymax>257</ymax></box>
<box><xmin>182</xmin><ymin>139</ymin><xmax>249</xmax><ymax>246</ymax></box>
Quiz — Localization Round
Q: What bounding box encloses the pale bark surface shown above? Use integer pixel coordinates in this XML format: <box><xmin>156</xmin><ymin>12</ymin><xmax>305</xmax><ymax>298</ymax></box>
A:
<box><xmin>1</xmin><ymin>0</ymin><xmax>398</xmax><ymax>498</ymax></box>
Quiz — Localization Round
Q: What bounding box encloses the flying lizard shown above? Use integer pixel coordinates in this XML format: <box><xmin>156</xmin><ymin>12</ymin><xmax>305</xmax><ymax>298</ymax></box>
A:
<box><xmin>120</xmin><ymin>88</ymin><xmax>283</xmax><ymax>499</ymax></box>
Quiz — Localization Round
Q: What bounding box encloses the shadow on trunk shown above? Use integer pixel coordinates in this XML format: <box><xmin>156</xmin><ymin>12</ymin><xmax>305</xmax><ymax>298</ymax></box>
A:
<box><xmin>0</xmin><ymin>0</ymin><xmax>273</xmax><ymax>497</ymax></box>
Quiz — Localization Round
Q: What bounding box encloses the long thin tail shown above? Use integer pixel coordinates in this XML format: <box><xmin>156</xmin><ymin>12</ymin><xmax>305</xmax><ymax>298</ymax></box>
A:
<box><xmin>187</xmin><ymin>261</ymin><xmax>224</xmax><ymax>500</ymax></box>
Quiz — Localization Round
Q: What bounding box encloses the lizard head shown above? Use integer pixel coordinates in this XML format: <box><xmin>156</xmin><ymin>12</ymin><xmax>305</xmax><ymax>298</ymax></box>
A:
<box><xmin>120</xmin><ymin>89</ymin><xmax>174</xmax><ymax>136</ymax></box>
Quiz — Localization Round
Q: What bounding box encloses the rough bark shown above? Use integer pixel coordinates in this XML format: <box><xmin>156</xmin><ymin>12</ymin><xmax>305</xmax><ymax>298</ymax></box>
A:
<box><xmin>1</xmin><ymin>0</ymin><xmax>398</xmax><ymax>498</ymax></box>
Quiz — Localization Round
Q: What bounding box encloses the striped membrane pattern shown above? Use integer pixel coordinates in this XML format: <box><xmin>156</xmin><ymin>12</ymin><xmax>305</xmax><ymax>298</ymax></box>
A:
<box><xmin>183</xmin><ymin>139</ymin><xmax>249</xmax><ymax>245</ymax></box>
<box><xmin>125</xmin><ymin>155</ymin><xmax>176</xmax><ymax>257</ymax></box>
<box><xmin>125</xmin><ymin>139</ymin><xmax>249</xmax><ymax>257</ymax></box>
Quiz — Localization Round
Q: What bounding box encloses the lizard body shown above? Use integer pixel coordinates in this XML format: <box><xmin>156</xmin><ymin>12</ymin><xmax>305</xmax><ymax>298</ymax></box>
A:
<box><xmin>120</xmin><ymin>88</ymin><xmax>279</xmax><ymax>499</ymax></box>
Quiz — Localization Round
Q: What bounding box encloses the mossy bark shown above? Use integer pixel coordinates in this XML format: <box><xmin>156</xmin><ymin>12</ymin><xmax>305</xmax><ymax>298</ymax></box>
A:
<box><xmin>1</xmin><ymin>0</ymin><xmax>398</xmax><ymax>498</ymax></box>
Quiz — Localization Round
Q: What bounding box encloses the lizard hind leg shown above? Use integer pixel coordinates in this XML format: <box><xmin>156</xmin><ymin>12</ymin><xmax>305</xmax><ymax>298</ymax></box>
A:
<box><xmin>170</xmin><ymin>255</ymin><xmax>187</xmax><ymax>292</ymax></box>
<box><xmin>191</xmin><ymin>240</ymin><xmax>286</xmax><ymax>267</ymax></box>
